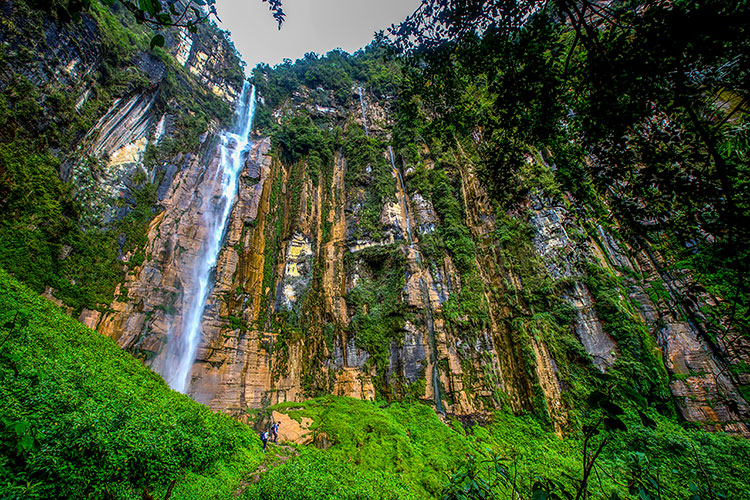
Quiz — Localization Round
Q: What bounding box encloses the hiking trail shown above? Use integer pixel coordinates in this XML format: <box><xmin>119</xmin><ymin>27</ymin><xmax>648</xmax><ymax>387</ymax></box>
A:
<box><xmin>233</xmin><ymin>443</ymin><xmax>299</xmax><ymax>497</ymax></box>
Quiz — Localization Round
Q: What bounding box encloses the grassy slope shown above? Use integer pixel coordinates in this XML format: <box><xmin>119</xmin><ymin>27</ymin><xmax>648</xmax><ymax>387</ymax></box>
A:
<box><xmin>1</xmin><ymin>268</ymin><xmax>749</xmax><ymax>499</ymax></box>
<box><xmin>0</xmin><ymin>268</ymin><xmax>263</xmax><ymax>499</ymax></box>
<box><xmin>244</xmin><ymin>397</ymin><xmax>750</xmax><ymax>500</ymax></box>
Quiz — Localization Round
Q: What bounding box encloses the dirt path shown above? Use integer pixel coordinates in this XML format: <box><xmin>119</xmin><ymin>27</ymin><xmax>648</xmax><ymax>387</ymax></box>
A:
<box><xmin>233</xmin><ymin>443</ymin><xmax>299</xmax><ymax>498</ymax></box>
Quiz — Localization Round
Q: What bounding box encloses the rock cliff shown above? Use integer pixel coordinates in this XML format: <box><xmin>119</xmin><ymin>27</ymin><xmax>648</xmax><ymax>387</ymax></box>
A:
<box><xmin>3</xmin><ymin>3</ymin><xmax>747</xmax><ymax>438</ymax></box>
<box><xmin>83</xmin><ymin>49</ymin><xmax>749</xmax><ymax>436</ymax></box>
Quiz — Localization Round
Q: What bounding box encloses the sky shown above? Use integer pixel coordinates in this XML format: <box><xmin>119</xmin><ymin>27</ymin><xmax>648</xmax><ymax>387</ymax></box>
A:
<box><xmin>214</xmin><ymin>0</ymin><xmax>421</xmax><ymax>71</ymax></box>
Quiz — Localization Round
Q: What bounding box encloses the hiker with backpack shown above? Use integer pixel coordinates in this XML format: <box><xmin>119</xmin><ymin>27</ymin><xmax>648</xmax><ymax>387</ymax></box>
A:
<box><xmin>271</xmin><ymin>421</ymin><xmax>280</xmax><ymax>443</ymax></box>
<box><xmin>260</xmin><ymin>429</ymin><xmax>270</xmax><ymax>452</ymax></box>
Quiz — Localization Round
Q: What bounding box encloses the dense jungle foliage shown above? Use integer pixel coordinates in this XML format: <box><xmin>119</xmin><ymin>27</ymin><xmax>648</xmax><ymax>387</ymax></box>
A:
<box><xmin>392</xmin><ymin>0</ymin><xmax>750</xmax><ymax>345</ymax></box>
<box><xmin>0</xmin><ymin>269</ymin><xmax>265</xmax><ymax>499</ymax></box>
<box><xmin>2</xmin><ymin>0</ymin><xmax>750</xmax><ymax>498</ymax></box>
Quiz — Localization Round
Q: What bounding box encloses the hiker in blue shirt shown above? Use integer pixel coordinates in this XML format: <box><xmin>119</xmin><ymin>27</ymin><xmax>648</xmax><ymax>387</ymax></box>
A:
<box><xmin>271</xmin><ymin>422</ymin><xmax>280</xmax><ymax>443</ymax></box>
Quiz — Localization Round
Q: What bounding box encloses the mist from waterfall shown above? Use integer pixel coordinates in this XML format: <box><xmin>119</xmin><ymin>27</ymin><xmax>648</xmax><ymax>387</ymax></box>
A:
<box><xmin>165</xmin><ymin>82</ymin><xmax>256</xmax><ymax>393</ymax></box>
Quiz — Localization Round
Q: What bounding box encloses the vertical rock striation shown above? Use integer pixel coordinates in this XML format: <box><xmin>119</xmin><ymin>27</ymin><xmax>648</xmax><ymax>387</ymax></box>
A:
<box><xmin>86</xmin><ymin>55</ymin><xmax>748</xmax><ymax>437</ymax></box>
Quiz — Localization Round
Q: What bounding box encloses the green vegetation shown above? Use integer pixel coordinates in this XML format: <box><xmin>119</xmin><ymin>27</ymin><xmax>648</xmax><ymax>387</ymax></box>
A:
<box><xmin>0</xmin><ymin>269</ymin><xmax>264</xmax><ymax>499</ymax></box>
<box><xmin>0</xmin><ymin>0</ymin><xmax>240</xmax><ymax>314</ymax></box>
<box><xmin>345</xmin><ymin>244</ymin><xmax>407</xmax><ymax>374</ymax></box>
<box><xmin>242</xmin><ymin>450</ymin><xmax>414</xmax><ymax>500</ymax></box>
<box><xmin>240</xmin><ymin>396</ymin><xmax>750</xmax><ymax>500</ymax></box>
<box><xmin>393</xmin><ymin>0</ymin><xmax>750</xmax><ymax>347</ymax></box>
<box><xmin>4</xmin><ymin>0</ymin><xmax>750</xmax><ymax>498</ymax></box>
<box><xmin>252</xmin><ymin>40</ymin><xmax>401</xmax><ymax>131</ymax></box>
<box><xmin>1</xmin><ymin>268</ymin><xmax>750</xmax><ymax>500</ymax></box>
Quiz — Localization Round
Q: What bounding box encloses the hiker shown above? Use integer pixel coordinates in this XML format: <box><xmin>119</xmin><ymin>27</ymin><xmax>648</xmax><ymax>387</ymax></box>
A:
<box><xmin>260</xmin><ymin>430</ymin><xmax>269</xmax><ymax>452</ymax></box>
<box><xmin>271</xmin><ymin>421</ymin><xmax>280</xmax><ymax>443</ymax></box>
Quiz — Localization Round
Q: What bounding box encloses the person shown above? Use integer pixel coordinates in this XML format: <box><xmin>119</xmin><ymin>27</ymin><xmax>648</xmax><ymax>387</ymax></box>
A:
<box><xmin>271</xmin><ymin>421</ymin><xmax>280</xmax><ymax>443</ymax></box>
<box><xmin>260</xmin><ymin>430</ymin><xmax>269</xmax><ymax>452</ymax></box>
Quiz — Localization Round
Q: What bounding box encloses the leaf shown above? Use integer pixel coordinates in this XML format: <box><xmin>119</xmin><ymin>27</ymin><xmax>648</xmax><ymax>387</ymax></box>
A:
<box><xmin>12</xmin><ymin>420</ymin><xmax>30</xmax><ymax>435</ymax></box>
<box><xmin>150</xmin><ymin>34</ymin><xmax>165</xmax><ymax>50</ymax></box>
<box><xmin>587</xmin><ymin>390</ymin><xmax>606</xmax><ymax>408</ymax></box>
<box><xmin>19</xmin><ymin>434</ymin><xmax>34</xmax><ymax>452</ymax></box>
<box><xmin>600</xmin><ymin>400</ymin><xmax>624</xmax><ymax>416</ymax></box>
<box><xmin>637</xmin><ymin>485</ymin><xmax>652</xmax><ymax>500</ymax></box>
<box><xmin>620</xmin><ymin>384</ymin><xmax>647</xmax><ymax>408</ymax></box>
<box><xmin>139</xmin><ymin>0</ymin><xmax>156</xmax><ymax>16</ymax></box>
<box><xmin>604</xmin><ymin>416</ymin><xmax>627</xmax><ymax>432</ymax></box>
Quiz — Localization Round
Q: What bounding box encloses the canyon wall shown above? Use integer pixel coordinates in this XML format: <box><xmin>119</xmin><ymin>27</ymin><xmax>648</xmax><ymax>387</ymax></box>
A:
<box><xmin>85</xmin><ymin>70</ymin><xmax>749</xmax><ymax>436</ymax></box>
<box><xmin>3</xmin><ymin>2</ymin><xmax>747</xmax><ymax>437</ymax></box>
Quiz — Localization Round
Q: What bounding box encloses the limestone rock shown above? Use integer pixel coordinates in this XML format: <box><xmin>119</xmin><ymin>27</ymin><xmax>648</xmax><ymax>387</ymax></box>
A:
<box><xmin>271</xmin><ymin>410</ymin><xmax>313</xmax><ymax>445</ymax></box>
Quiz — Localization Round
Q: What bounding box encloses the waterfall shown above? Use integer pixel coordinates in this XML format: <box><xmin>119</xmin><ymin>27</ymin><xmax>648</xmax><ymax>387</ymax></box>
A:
<box><xmin>153</xmin><ymin>114</ymin><xmax>167</xmax><ymax>144</ymax></box>
<box><xmin>358</xmin><ymin>86</ymin><xmax>368</xmax><ymax>136</ymax></box>
<box><xmin>388</xmin><ymin>145</ymin><xmax>443</xmax><ymax>413</ymax></box>
<box><xmin>165</xmin><ymin>82</ymin><xmax>256</xmax><ymax>394</ymax></box>
<box><xmin>388</xmin><ymin>146</ymin><xmax>412</xmax><ymax>242</ymax></box>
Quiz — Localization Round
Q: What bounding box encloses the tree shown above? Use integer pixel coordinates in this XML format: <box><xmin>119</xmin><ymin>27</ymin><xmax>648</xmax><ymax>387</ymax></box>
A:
<box><xmin>31</xmin><ymin>0</ymin><xmax>285</xmax><ymax>49</ymax></box>
<box><xmin>390</xmin><ymin>0</ymin><xmax>750</xmax><ymax>347</ymax></box>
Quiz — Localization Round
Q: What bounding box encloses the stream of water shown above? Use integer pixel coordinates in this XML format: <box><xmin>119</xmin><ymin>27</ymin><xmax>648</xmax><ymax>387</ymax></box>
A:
<box><xmin>387</xmin><ymin>146</ymin><xmax>444</xmax><ymax>413</ymax></box>
<box><xmin>358</xmin><ymin>86</ymin><xmax>368</xmax><ymax>136</ymax></box>
<box><xmin>165</xmin><ymin>82</ymin><xmax>256</xmax><ymax>393</ymax></box>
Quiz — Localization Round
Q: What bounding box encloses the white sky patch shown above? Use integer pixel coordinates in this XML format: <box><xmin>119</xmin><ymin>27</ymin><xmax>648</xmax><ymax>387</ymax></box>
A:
<box><xmin>215</xmin><ymin>0</ymin><xmax>421</xmax><ymax>71</ymax></box>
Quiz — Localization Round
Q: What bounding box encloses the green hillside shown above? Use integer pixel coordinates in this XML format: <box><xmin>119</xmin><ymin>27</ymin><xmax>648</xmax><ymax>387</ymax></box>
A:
<box><xmin>0</xmin><ymin>268</ymin><xmax>264</xmax><ymax>499</ymax></box>
<box><xmin>2</xmin><ymin>266</ymin><xmax>750</xmax><ymax>499</ymax></box>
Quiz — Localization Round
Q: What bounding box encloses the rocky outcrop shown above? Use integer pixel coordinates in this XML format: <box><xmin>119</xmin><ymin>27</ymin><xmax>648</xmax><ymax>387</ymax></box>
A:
<box><xmin>0</xmin><ymin>2</ymin><xmax>103</xmax><ymax>90</ymax></box>
<box><xmin>591</xmin><ymin>229</ymin><xmax>750</xmax><ymax>435</ymax></box>
<box><xmin>530</xmin><ymin>202</ymin><xmax>618</xmax><ymax>372</ymax></box>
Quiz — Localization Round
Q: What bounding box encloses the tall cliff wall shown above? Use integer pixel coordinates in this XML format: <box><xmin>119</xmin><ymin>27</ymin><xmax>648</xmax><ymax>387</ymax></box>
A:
<box><xmin>80</xmin><ymin>48</ymin><xmax>749</xmax><ymax>436</ymax></box>
<box><xmin>0</xmin><ymin>0</ymin><xmax>244</xmax><ymax>311</ymax></box>
<box><xmin>3</xmin><ymin>4</ymin><xmax>747</xmax><ymax>438</ymax></box>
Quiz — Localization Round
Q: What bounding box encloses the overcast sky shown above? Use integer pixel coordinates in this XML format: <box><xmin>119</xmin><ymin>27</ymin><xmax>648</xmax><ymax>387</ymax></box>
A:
<box><xmin>215</xmin><ymin>0</ymin><xmax>421</xmax><ymax>71</ymax></box>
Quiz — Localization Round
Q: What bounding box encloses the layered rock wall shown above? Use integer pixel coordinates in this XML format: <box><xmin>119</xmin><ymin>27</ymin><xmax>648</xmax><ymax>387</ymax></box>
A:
<box><xmin>85</xmin><ymin>65</ymin><xmax>749</xmax><ymax>436</ymax></box>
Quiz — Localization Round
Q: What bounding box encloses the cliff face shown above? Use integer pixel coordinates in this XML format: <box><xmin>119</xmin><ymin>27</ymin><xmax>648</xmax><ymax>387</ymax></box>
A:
<box><xmin>0</xmin><ymin>0</ymin><xmax>244</xmax><ymax>310</ymax></box>
<box><xmin>82</xmin><ymin>56</ymin><xmax>749</xmax><ymax>436</ymax></box>
<box><xmin>4</xmin><ymin>2</ymin><xmax>746</xmax><ymax>437</ymax></box>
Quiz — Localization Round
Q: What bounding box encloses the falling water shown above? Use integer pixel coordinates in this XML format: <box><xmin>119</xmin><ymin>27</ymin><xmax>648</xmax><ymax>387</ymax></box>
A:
<box><xmin>165</xmin><ymin>82</ymin><xmax>256</xmax><ymax>393</ymax></box>
<box><xmin>358</xmin><ymin>86</ymin><xmax>368</xmax><ymax>136</ymax></box>
<box><xmin>388</xmin><ymin>145</ymin><xmax>443</xmax><ymax>413</ymax></box>
<box><xmin>388</xmin><ymin>146</ymin><xmax>412</xmax><ymax>242</ymax></box>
